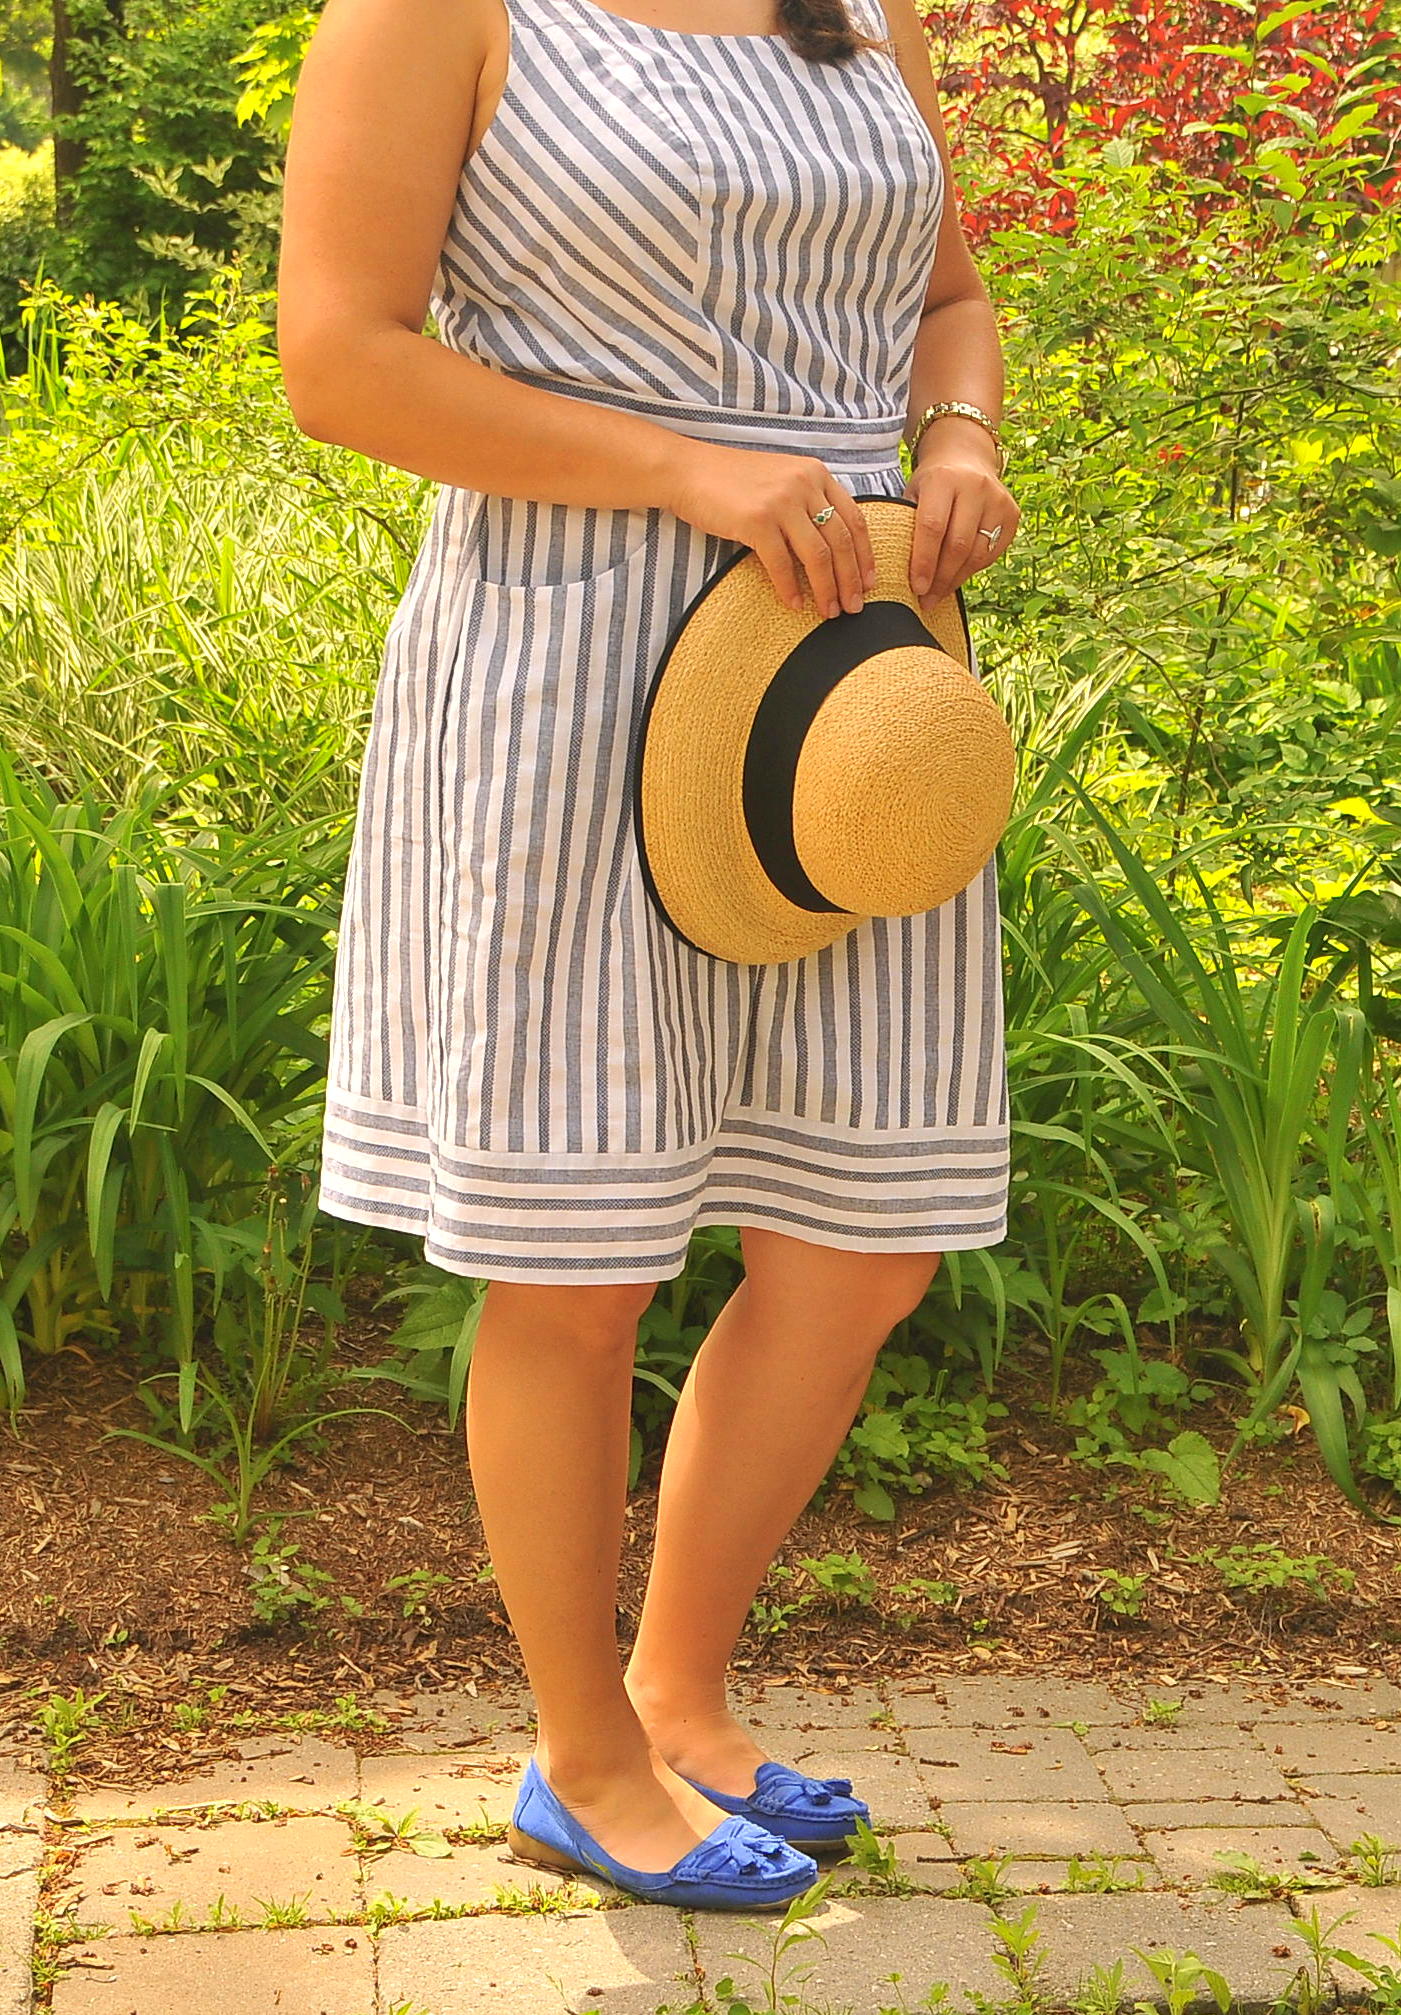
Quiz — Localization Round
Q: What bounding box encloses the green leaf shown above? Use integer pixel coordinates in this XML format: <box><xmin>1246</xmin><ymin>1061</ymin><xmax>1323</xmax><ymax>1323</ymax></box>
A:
<box><xmin>853</xmin><ymin>1478</ymin><xmax>896</xmax><ymax>1521</ymax></box>
<box><xmin>1140</xmin><ymin>1431</ymin><xmax>1222</xmax><ymax>1507</ymax></box>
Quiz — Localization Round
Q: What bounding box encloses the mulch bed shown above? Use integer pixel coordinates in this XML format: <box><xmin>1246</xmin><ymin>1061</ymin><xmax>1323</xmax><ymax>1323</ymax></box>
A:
<box><xmin>1</xmin><ymin>1268</ymin><xmax>1397</xmax><ymax>1786</ymax></box>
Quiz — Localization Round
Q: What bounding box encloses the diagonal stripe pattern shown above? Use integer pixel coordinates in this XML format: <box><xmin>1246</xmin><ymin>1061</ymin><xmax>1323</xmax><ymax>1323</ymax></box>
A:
<box><xmin>317</xmin><ymin>0</ymin><xmax>1011</xmax><ymax>1281</ymax></box>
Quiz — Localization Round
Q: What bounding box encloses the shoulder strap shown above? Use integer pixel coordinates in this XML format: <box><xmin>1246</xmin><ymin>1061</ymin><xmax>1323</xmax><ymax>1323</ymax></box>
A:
<box><xmin>848</xmin><ymin>0</ymin><xmax>894</xmax><ymax>42</ymax></box>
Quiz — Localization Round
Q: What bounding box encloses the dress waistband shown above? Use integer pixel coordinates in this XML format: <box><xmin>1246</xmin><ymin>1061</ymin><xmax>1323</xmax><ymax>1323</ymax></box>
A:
<box><xmin>493</xmin><ymin>367</ymin><xmax>909</xmax><ymax>475</ymax></box>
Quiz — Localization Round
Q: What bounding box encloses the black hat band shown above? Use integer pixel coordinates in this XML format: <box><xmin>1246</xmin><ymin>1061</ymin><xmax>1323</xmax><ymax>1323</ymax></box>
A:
<box><xmin>741</xmin><ymin>598</ymin><xmax>948</xmax><ymax>914</ymax></box>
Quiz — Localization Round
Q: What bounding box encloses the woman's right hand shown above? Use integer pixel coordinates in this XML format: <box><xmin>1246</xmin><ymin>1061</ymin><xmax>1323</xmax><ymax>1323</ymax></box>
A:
<box><xmin>663</xmin><ymin>441</ymin><xmax>878</xmax><ymax>619</ymax></box>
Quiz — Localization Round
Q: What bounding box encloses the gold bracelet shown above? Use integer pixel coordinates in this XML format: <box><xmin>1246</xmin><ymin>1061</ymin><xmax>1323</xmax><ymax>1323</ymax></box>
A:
<box><xmin>905</xmin><ymin>400</ymin><xmax>1007</xmax><ymax>477</ymax></box>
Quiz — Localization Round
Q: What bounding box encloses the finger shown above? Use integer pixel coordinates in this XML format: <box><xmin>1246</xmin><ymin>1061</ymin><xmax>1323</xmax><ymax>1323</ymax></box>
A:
<box><xmin>825</xmin><ymin>485</ymin><xmax>877</xmax><ymax>602</ymax></box>
<box><xmin>923</xmin><ymin>489</ymin><xmax>998</xmax><ymax>605</ymax></box>
<box><xmin>786</xmin><ymin>510</ymin><xmax>841</xmax><ymax>618</ymax></box>
<box><xmin>817</xmin><ymin>504</ymin><xmax>862</xmax><ymax>615</ymax></box>
<box><xmin>818</xmin><ymin>497</ymin><xmax>858</xmax><ymax>612</ymax></box>
<box><xmin>753</xmin><ymin>530</ymin><xmax>805</xmax><ymax>613</ymax></box>
<box><xmin>909</xmin><ymin>487</ymin><xmax>954</xmax><ymax>598</ymax></box>
<box><xmin>800</xmin><ymin>489</ymin><xmax>861</xmax><ymax>617</ymax></box>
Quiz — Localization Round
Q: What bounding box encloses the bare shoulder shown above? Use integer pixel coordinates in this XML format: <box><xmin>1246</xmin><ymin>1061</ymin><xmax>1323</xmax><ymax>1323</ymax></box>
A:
<box><xmin>279</xmin><ymin>0</ymin><xmax>508</xmax><ymax>383</ymax></box>
<box><xmin>289</xmin><ymin>0</ymin><xmax>505</xmax><ymax>174</ymax></box>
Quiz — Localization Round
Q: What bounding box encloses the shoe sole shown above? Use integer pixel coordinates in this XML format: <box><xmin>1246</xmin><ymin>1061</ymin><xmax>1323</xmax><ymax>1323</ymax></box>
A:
<box><xmin>505</xmin><ymin>1822</ymin><xmax>810</xmax><ymax>1908</ymax></box>
<box><xmin>505</xmin><ymin>1821</ymin><xmax>599</xmax><ymax>1878</ymax></box>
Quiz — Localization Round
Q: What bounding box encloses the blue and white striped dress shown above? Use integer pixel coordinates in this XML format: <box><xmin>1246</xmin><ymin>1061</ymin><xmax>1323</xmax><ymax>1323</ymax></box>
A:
<box><xmin>317</xmin><ymin>0</ymin><xmax>1011</xmax><ymax>1282</ymax></box>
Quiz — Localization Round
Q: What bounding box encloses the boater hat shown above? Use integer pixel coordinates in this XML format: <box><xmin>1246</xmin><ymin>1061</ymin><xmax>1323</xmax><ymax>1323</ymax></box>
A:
<box><xmin>631</xmin><ymin>494</ymin><xmax>1016</xmax><ymax>965</ymax></box>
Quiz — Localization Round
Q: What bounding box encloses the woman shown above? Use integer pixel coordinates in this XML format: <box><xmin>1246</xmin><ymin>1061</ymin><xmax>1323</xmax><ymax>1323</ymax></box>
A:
<box><xmin>278</xmin><ymin>0</ymin><xmax>1019</xmax><ymax>1910</ymax></box>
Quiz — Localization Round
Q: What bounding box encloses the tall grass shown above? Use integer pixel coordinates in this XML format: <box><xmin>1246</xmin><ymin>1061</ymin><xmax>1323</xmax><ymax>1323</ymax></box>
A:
<box><xmin>0</xmin><ymin>272</ymin><xmax>431</xmax><ymax>831</ymax></box>
<box><xmin>0</xmin><ymin>750</ymin><xmax>345</xmax><ymax>1420</ymax></box>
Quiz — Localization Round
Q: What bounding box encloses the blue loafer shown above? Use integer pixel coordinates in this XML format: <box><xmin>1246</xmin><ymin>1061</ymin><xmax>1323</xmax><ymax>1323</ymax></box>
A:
<box><xmin>679</xmin><ymin>1760</ymin><xmax>871</xmax><ymax>1854</ymax></box>
<box><xmin>505</xmin><ymin>1755</ymin><xmax>820</xmax><ymax>1909</ymax></box>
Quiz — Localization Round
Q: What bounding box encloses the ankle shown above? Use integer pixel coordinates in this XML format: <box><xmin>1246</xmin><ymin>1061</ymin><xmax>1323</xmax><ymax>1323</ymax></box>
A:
<box><xmin>624</xmin><ymin>1675</ymin><xmax>731</xmax><ymax>1725</ymax></box>
<box><xmin>532</xmin><ymin>1739</ymin><xmax>649</xmax><ymax>1801</ymax></box>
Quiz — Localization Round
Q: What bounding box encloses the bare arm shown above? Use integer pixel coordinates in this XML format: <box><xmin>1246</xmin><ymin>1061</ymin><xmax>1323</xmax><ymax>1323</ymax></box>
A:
<box><xmin>276</xmin><ymin>0</ymin><xmax>683</xmax><ymax>508</ymax></box>
<box><xmin>277</xmin><ymin>0</ymin><xmax>881</xmax><ymax>613</ymax></box>
<box><xmin>877</xmin><ymin>0</ymin><xmax>1006</xmax><ymax>467</ymax></box>
<box><xmin>874</xmin><ymin>0</ymin><xmax>1021</xmax><ymax>603</ymax></box>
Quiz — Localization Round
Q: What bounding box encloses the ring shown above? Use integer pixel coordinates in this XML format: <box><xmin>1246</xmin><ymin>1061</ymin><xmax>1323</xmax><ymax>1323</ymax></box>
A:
<box><xmin>810</xmin><ymin>504</ymin><xmax>836</xmax><ymax>526</ymax></box>
<box><xmin>978</xmin><ymin>524</ymin><xmax>1003</xmax><ymax>546</ymax></box>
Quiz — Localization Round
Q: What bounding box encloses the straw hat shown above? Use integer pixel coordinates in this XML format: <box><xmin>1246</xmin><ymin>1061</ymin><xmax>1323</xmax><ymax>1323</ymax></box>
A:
<box><xmin>631</xmin><ymin>494</ymin><xmax>1016</xmax><ymax>965</ymax></box>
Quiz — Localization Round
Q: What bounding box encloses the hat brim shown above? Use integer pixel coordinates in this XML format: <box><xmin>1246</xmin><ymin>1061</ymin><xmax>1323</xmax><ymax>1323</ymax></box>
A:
<box><xmin>632</xmin><ymin>495</ymin><xmax>984</xmax><ymax>965</ymax></box>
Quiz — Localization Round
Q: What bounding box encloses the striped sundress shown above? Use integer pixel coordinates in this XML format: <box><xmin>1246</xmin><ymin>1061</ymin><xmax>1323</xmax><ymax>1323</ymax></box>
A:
<box><xmin>316</xmin><ymin>0</ymin><xmax>1011</xmax><ymax>1283</ymax></box>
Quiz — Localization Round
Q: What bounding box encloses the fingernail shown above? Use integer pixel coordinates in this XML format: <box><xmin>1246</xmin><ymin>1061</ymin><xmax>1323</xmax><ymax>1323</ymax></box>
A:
<box><xmin>864</xmin><ymin>567</ymin><xmax>877</xmax><ymax>588</ymax></box>
<box><xmin>789</xmin><ymin>593</ymin><xmax>803</xmax><ymax>611</ymax></box>
<box><xmin>912</xmin><ymin>574</ymin><xmax>930</xmax><ymax>595</ymax></box>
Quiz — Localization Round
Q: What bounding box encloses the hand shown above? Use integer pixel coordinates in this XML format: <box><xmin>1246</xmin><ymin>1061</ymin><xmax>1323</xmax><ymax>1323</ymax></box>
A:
<box><xmin>903</xmin><ymin>433</ymin><xmax>1020</xmax><ymax>613</ymax></box>
<box><xmin>663</xmin><ymin>441</ymin><xmax>877</xmax><ymax>618</ymax></box>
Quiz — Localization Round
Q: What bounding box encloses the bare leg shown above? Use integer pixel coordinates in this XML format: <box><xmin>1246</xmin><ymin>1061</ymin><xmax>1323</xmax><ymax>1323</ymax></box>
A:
<box><xmin>622</xmin><ymin>1227</ymin><xmax>941</xmax><ymax>1790</ymax></box>
<box><xmin>464</xmin><ymin>1277</ymin><xmax>739</xmax><ymax>1868</ymax></box>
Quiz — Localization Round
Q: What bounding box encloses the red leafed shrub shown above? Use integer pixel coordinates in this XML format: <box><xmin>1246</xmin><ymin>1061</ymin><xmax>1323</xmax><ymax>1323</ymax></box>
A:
<box><xmin>925</xmin><ymin>0</ymin><xmax>1401</xmax><ymax>244</ymax></box>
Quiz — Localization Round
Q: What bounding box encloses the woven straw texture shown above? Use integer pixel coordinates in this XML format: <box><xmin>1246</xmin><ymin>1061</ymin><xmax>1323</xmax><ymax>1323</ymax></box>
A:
<box><xmin>639</xmin><ymin>498</ymin><xmax>1016</xmax><ymax>964</ymax></box>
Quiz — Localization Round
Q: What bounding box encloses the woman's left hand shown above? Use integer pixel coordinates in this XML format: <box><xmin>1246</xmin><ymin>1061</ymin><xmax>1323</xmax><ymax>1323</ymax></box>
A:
<box><xmin>902</xmin><ymin>440</ymin><xmax>1020</xmax><ymax>613</ymax></box>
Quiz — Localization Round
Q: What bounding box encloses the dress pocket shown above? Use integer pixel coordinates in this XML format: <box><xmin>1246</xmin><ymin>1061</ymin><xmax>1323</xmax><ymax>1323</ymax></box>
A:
<box><xmin>466</xmin><ymin>492</ymin><xmax>662</xmax><ymax>593</ymax></box>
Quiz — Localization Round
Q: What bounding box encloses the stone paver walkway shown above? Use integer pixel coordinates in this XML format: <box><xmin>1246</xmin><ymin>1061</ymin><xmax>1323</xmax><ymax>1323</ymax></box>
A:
<box><xmin>6</xmin><ymin>1673</ymin><xmax>1401</xmax><ymax>2012</ymax></box>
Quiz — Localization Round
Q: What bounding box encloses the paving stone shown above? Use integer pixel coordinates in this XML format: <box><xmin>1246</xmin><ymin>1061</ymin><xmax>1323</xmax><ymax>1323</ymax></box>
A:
<box><xmin>357</xmin><ymin>1748</ymin><xmax>528</xmax><ymax>1830</ymax></box>
<box><xmin>1254</xmin><ymin>1679</ymin><xmax>1401</xmax><ymax>1721</ymax></box>
<box><xmin>908</xmin><ymin>1725</ymin><xmax>1106</xmax><ymax>1801</ymax></box>
<box><xmin>1143</xmin><ymin>1679</ymin><xmax>1401</xmax><ymax>1730</ymax></box>
<box><xmin>1125</xmin><ymin>1684</ymin><xmax>1292</xmax><ymax>1726</ymax></box>
<box><xmin>1141</xmin><ymin>1826</ymin><xmax>1344</xmax><ymax>1884</ymax></box>
<box><xmin>0</xmin><ymin>1750</ymin><xmax>46</xmax><ymax>1826</ymax></box>
<box><xmin>735</xmin><ymin>1682</ymin><xmax>888</xmax><ymax>1730</ymax></box>
<box><xmin>941</xmin><ymin>1800</ymin><xmax>1143</xmax><ymax>1859</ymax></box>
<box><xmin>362</xmin><ymin>1835</ymin><xmax>608</xmax><ymax>1912</ymax></box>
<box><xmin>1094</xmin><ymin>1743</ymin><xmax>1293</xmax><ymax>1805</ymax></box>
<box><xmin>367</xmin><ymin>1684</ymin><xmax>535</xmax><ymax>1753</ymax></box>
<box><xmin>1085</xmin><ymin>1724</ymin><xmax>1260</xmax><ymax>1753</ymax></box>
<box><xmin>1306</xmin><ymin>1885</ymin><xmax>1401</xmax><ymax>2000</ymax></box>
<box><xmin>1264</xmin><ymin>1721</ymin><xmax>1401</xmax><ymax>1776</ymax></box>
<box><xmin>67</xmin><ymin>1735</ymin><xmax>358</xmax><ymax>1820</ymax></box>
<box><xmin>767</xmin><ymin>1726</ymin><xmax>915</xmax><ymax>1758</ymax></box>
<box><xmin>889</xmin><ymin>1677</ymin><xmax>1134</xmax><ymax>1728</ymax></box>
<box><xmin>377</xmin><ymin>1904</ymin><xmax>697</xmax><ymax>2013</ymax></box>
<box><xmin>62</xmin><ymin>1814</ymin><xmax>362</xmax><ymax>1931</ymax></box>
<box><xmin>690</xmin><ymin>1893</ymin><xmax>1006</xmax><ymax>2012</ymax></box>
<box><xmin>1304</xmin><ymin>1776</ymin><xmax>1401</xmax><ymax>1850</ymax></box>
<box><xmin>783</xmin><ymin>1745</ymin><xmax>939</xmax><ymax>1829</ymax></box>
<box><xmin>0</xmin><ymin>1834</ymin><xmax>44</xmax><ymax>2015</ymax></box>
<box><xmin>882</xmin><ymin>1827</ymin><xmax>959</xmax><ymax>1862</ymax></box>
<box><xmin>49</xmin><ymin>1924</ymin><xmax>375</xmax><ymax>2014</ymax></box>
<box><xmin>1006</xmin><ymin>1889</ymin><xmax>1310</xmax><ymax>2011</ymax></box>
<box><xmin>880</xmin><ymin>1833</ymin><xmax>965</xmax><ymax>1890</ymax></box>
<box><xmin>1128</xmin><ymin>1800</ymin><xmax>1318</xmax><ymax>1832</ymax></box>
<box><xmin>830</xmin><ymin>1855</ymin><xmax>965</xmax><ymax>1895</ymax></box>
<box><xmin>993</xmin><ymin>1859</ymin><xmax>1155</xmax><ymax>1895</ymax></box>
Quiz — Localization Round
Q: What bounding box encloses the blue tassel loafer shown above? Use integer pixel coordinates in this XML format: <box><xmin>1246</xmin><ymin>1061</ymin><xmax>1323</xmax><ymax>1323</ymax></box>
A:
<box><xmin>505</xmin><ymin>1755</ymin><xmax>820</xmax><ymax>1909</ymax></box>
<box><xmin>678</xmin><ymin>1760</ymin><xmax>871</xmax><ymax>1854</ymax></box>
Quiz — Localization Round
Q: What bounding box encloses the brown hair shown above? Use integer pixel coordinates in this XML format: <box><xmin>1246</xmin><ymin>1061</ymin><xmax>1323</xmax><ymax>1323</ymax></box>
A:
<box><xmin>776</xmin><ymin>0</ymin><xmax>892</xmax><ymax>62</ymax></box>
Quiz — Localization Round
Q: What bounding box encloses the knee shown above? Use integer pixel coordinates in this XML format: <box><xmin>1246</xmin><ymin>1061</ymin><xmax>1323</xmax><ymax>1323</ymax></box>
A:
<box><xmin>852</xmin><ymin>1252</ymin><xmax>943</xmax><ymax>1341</ymax></box>
<box><xmin>741</xmin><ymin>1233</ymin><xmax>943</xmax><ymax>1356</ymax></box>
<box><xmin>481</xmin><ymin>1277</ymin><xmax>659</xmax><ymax>1356</ymax></box>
